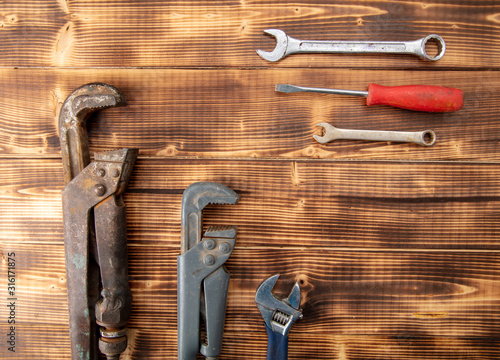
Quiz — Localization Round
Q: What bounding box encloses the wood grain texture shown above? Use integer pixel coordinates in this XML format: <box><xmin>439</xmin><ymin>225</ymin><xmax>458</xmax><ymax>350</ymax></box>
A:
<box><xmin>0</xmin><ymin>68</ymin><xmax>498</xmax><ymax>160</ymax></box>
<box><xmin>1</xmin><ymin>157</ymin><xmax>499</xmax><ymax>358</ymax></box>
<box><xmin>0</xmin><ymin>1</ymin><xmax>499</xmax><ymax>359</ymax></box>
<box><xmin>9</xmin><ymin>243</ymin><xmax>500</xmax><ymax>334</ymax></box>
<box><xmin>1</xmin><ymin>242</ymin><xmax>500</xmax><ymax>359</ymax></box>
<box><xmin>1</xmin><ymin>158</ymin><xmax>499</xmax><ymax>250</ymax></box>
<box><xmin>0</xmin><ymin>1</ymin><xmax>499</xmax><ymax>69</ymax></box>
<box><xmin>1</xmin><ymin>326</ymin><xmax>499</xmax><ymax>360</ymax></box>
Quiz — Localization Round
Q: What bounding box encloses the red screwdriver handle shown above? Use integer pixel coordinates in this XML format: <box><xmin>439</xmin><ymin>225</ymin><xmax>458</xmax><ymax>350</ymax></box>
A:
<box><xmin>366</xmin><ymin>83</ymin><xmax>464</xmax><ymax>112</ymax></box>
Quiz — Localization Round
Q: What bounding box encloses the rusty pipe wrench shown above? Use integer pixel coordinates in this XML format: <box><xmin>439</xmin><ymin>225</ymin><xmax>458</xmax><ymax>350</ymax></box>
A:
<box><xmin>59</xmin><ymin>83</ymin><xmax>138</xmax><ymax>360</ymax></box>
<box><xmin>255</xmin><ymin>275</ymin><xmax>303</xmax><ymax>360</ymax></box>
<box><xmin>177</xmin><ymin>182</ymin><xmax>240</xmax><ymax>360</ymax></box>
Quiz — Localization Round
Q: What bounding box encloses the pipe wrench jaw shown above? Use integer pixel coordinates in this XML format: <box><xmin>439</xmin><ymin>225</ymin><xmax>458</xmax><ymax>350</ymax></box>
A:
<box><xmin>180</xmin><ymin>182</ymin><xmax>240</xmax><ymax>254</ymax></box>
<box><xmin>59</xmin><ymin>83</ymin><xmax>126</xmax><ymax>184</ymax></box>
<box><xmin>62</xmin><ymin>148</ymin><xmax>137</xmax><ymax>206</ymax></box>
<box><xmin>59</xmin><ymin>84</ymin><xmax>126</xmax><ymax>132</ymax></box>
<box><xmin>93</xmin><ymin>148</ymin><xmax>138</xmax><ymax>197</ymax></box>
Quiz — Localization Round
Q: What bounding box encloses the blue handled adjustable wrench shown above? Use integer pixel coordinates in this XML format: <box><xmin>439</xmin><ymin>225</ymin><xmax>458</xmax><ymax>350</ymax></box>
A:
<box><xmin>255</xmin><ymin>275</ymin><xmax>303</xmax><ymax>360</ymax></box>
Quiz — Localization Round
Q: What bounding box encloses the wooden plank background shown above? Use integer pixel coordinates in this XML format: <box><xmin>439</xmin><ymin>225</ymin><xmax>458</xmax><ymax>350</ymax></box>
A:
<box><xmin>0</xmin><ymin>1</ymin><xmax>499</xmax><ymax>359</ymax></box>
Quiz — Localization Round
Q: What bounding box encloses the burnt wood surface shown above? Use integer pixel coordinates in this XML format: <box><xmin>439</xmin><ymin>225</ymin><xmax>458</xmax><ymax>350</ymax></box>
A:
<box><xmin>0</xmin><ymin>1</ymin><xmax>499</xmax><ymax>359</ymax></box>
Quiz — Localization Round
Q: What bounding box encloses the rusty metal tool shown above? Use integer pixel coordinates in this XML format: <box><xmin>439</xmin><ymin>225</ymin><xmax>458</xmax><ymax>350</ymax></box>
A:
<box><xmin>255</xmin><ymin>275</ymin><xmax>303</xmax><ymax>360</ymax></box>
<box><xmin>59</xmin><ymin>83</ymin><xmax>138</xmax><ymax>360</ymax></box>
<box><xmin>178</xmin><ymin>182</ymin><xmax>241</xmax><ymax>360</ymax></box>
<box><xmin>276</xmin><ymin>84</ymin><xmax>464</xmax><ymax>112</ymax></box>
<box><xmin>314</xmin><ymin>122</ymin><xmax>436</xmax><ymax>146</ymax></box>
<box><xmin>257</xmin><ymin>29</ymin><xmax>445</xmax><ymax>62</ymax></box>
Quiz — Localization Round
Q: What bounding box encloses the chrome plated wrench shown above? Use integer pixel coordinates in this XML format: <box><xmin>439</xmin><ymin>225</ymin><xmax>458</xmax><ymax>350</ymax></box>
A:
<box><xmin>257</xmin><ymin>29</ymin><xmax>445</xmax><ymax>62</ymax></box>
<box><xmin>314</xmin><ymin>122</ymin><xmax>436</xmax><ymax>146</ymax></box>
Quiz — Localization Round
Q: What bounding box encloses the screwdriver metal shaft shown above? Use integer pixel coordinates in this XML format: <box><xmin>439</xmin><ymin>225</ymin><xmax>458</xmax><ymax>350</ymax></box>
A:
<box><xmin>277</xmin><ymin>84</ymin><xmax>368</xmax><ymax>97</ymax></box>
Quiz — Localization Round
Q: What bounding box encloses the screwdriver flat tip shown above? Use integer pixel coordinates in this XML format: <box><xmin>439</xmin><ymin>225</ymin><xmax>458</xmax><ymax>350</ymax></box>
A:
<box><xmin>275</xmin><ymin>84</ymin><xmax>301</xmax><ymax>93</ymax></box>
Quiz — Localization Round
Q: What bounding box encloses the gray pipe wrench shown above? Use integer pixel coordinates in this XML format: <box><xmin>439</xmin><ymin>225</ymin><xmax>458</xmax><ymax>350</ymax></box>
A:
<box><xmin>255</xmin><ymin>275</ymin><xmax>303</xmax><ymax>360</ymax></box>
<box><xmin>177</xmin><ymin>182</ymin><xmax>240</xmax><ymax>360</ymax></box>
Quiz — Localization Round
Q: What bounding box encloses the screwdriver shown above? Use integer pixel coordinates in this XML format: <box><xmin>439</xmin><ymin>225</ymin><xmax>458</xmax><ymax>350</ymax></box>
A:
<box><xmin>276</xmin><ymin>83</ymin><xmax>463</xmax><ymax>112</ymax></box>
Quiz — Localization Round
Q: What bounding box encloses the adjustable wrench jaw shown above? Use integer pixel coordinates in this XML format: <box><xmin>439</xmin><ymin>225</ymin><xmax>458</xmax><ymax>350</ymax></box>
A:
<box><xmin>178</xmin><ymin>182</ymin><xmax>240</xmax><ymax>360</ymax></box>
<box><xmin>255</xmin><ymin>275</ymin><xmax>302</xmax><ymax>337</ymax></box>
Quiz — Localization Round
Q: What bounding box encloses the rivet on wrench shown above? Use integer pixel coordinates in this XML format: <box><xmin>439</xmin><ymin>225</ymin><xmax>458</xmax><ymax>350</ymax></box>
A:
<box><xmin>257</xmin><ymin>29</ymin><xmax>445</xmax><ymax>62</ymax></box>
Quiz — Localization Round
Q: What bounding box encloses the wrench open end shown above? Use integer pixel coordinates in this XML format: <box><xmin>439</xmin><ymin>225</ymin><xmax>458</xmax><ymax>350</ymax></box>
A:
<box><xmin>256</xmin><ymin>29</ymin><xmax>289</xmax><ymax>62</ymax></box>
<box><xmin>313</xmin><ymin>122</ymin><xmax>335</xmax><ymax>144</ymax></box>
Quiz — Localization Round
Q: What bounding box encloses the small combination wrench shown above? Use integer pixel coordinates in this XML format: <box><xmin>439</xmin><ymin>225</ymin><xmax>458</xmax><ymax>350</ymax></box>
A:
<box><xmin>59</xmin><ymin>83</ymin><xmax>137</xmax><ymax>360</ymax></box>
<box><xmin>314</xmin><ymin>122</ymin><xmax>436</xmax><ymax>146</ymax></box>
<box><xmin>255</xmin><ymin>275</ymin><xmax>303</xmax><ymax>360</ymax></box>
<box><xmin>257</xmin><ymin>29</ymin><xmax>445</xmax><ymax>62</ymax></box>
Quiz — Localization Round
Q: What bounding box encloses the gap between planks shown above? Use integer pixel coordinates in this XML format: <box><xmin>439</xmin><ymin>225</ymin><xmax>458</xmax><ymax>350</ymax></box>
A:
<box><xmin>1</xmin><ymin>154</ymin><xmax>500</xmax><ymax>165</ymax></box>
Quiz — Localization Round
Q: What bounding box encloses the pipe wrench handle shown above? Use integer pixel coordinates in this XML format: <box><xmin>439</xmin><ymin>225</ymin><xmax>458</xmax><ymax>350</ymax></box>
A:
<box><xmin>177</xmin><ymin>227</ymin><xmax>237</xmax><ymax>360</ymax></box>
<box><xmin>265</xmin><ymin>323</ymin><xmax>288</xmax><ymax>360</ymax></box>
<box><xmin>62</xmin><ymin>160</ymin><xmax>124</xmax><ymax>360</ymax></box>
<box><xmin>201</xmin><ymin>266</ymin><xmax>230</xmax><ymax>358</ymax></box>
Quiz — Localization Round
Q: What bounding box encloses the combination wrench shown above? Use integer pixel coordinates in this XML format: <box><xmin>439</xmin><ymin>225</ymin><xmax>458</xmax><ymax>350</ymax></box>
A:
<box><xmin>257</xmin><ymin>29</ymin><xmax>445</xmax><ymax>62</ymax></box>
<box><xmin>314</xmin><ymin>122</ymin><xmax>436</xmax><ymax>146</ymax></box>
